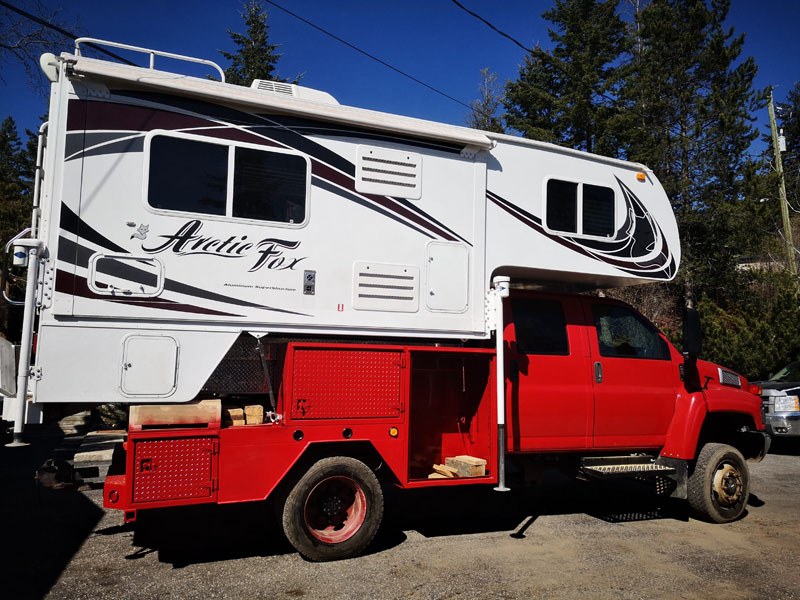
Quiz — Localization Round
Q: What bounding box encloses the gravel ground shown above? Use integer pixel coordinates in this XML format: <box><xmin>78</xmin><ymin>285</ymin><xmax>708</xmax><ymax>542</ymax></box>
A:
<box><xmin>3</xmin><ymin>433</ymin><xmax>799</xmax><ymax>600</ymax></box>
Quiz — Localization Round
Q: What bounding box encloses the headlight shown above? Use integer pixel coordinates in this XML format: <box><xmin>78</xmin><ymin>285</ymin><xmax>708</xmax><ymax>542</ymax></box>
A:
<box><xmin>774</xmin><ymin>395</ymin><xmax>800</xmax><ymax>412</ymax></box>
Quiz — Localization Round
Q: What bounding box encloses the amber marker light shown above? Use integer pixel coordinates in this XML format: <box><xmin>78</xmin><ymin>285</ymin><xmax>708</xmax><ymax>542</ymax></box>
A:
<box><xmin>636</xmin><ymin>172</ymin><xmax>647</xmax><ymax>182</ymax></box>
<box><xmin>389</xmin><ymin>427</ymin><xmax>399</xmax><ymax>438</ymax></box>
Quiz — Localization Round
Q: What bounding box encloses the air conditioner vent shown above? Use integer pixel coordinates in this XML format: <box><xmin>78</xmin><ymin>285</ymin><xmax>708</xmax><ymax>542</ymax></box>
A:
<box><xmin>353</xmin><ymin>262</ymin><xmax>419</xmax><ymax>313</ymax></box>
<box><xmin>249</xmin><ymin>80</ymin><xmax>340</xmax><ymax>104</ymax></box>
<box><xmin>251</xmin><ymin>80</ymin><xmax>294</xmax><ymax>95</ymax></box>
<box><xmin>356</xmin><ymin>146</ymin><xmax>422</xmax><ymax>200</ymax></box>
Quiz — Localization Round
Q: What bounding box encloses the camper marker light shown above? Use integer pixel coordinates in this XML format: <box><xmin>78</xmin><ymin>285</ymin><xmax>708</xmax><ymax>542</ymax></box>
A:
<box><xmin>389</xmin><ymin>426</ymin><xmax>399</xmax><ymax>438</ymax></box>
<box><xmin>636</xmin><ymin>172</ymin><xmax>647</xmax><ymax>182</ymax></box>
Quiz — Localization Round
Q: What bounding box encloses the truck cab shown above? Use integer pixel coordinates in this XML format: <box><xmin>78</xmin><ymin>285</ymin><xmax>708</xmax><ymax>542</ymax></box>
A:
<box><xmin>504</xmin><ymin>291</ymin><xmax>765</xmax><ymax>454</ymax></box>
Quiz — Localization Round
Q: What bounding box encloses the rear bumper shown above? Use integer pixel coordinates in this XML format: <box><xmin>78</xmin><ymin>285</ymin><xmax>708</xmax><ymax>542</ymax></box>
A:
<box><xmin>103</xmin><ymin>474</ymin><xmax>137</xmax><ymax>522</ymax></box>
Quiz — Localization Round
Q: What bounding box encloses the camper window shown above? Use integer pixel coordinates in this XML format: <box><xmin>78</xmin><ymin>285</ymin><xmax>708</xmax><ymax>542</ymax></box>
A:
<box><xmin>146</xmin><ymin>133</ymin><xmax>308</xmax><ymax>225</ymax></box>
<box><xmin>545</xmin><ymin>180</ymin><xmax>578</xmax><ymax>234</ymax></box>
<box><xmin>545</xmin><ymin>179</ymin><xmax>615</xmax><ymax>239</ymax></box>
<box><xmin>233</xmin><ymin>148</ymin><xmax>306</xmax><ymax>223</ymax></box>
<box><xmin>149</xmin><ymin>136</ymin><xmax>228</xmax><ymax>216</ymax></box>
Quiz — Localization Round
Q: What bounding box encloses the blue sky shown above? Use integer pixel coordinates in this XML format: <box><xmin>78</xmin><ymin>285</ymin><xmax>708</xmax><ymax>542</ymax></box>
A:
<box><xmin>1</xmin><ymin>0</ymin><xmax>798</xmax><ymax>149</ymax></box>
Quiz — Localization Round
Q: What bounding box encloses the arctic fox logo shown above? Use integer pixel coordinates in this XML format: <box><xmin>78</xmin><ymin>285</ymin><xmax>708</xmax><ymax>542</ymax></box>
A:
<box><xmin>141</xmin><ymin>220</ymin><xmax>306</xmax><ymax>272</ymax></box>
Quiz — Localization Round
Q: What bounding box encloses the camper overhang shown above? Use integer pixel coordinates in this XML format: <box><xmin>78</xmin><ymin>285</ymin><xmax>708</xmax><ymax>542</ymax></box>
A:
<box><xmin>60</xmin><ymin>53</ymin><xmax>494</xmax><ymax>153</ymax></box>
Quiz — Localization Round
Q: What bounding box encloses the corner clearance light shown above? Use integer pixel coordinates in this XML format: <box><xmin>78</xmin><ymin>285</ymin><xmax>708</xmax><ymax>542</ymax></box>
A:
<box><xmin>636</xmin><ymin>172</ymin><xmax>647</xmax><ymax>182</ymax></box>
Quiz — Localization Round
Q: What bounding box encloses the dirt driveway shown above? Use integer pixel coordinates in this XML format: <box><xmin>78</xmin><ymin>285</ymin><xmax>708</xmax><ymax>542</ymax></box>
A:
<box><xmin>4</xmin><ymin>436</ymin><xmax>799</xmax><ymax>600</ymax></box>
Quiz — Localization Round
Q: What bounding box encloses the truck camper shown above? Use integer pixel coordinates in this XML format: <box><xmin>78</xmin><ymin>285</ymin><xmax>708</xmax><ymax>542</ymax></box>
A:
<box><xmin>2</xmin><ymin>39</ymin><xmax>767</xmax><ymax>561</ymax></box>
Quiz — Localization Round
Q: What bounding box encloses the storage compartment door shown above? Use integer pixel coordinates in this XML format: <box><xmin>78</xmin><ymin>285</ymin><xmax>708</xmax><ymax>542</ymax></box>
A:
<box><xmin>121</xmin><ymin>335</ymin><xmax>179</xmax><ymax>398</ymax></box>
<box><xmin>132</xmin><ymin>436</ymin><xmax>218</xmax><ymax>504</ymax></box>
<box><xmin>425</xmin><ymin>242</ymin><xmax>469</xmax><ymax>313</ymax></box>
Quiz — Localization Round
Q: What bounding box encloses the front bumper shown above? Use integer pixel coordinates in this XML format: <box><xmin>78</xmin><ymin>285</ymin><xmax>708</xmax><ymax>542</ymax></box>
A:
<box><xmin>764</xmin><ymin>413</ymin><xmax>800</xmax><ymax>437</ymax></box>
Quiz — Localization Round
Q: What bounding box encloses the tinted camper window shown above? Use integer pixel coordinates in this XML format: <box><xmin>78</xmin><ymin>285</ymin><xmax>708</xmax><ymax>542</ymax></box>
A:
<box><xmin>583</xmin><ymin>184</ymin><xmax>615</xmax><ymax>237</ymax></box>
<box><xmin>147</xmin><ymin>134</ymin><xmax>308</xmax><ymax>225</ymax></box>
<box><xmin>233</xmin><ymin>148</ymin><xmax>306</xmax><ymax>224</ymax></box>
<box><xmin>148</xmin><ymin>137</ymin><xmax>227</xmax><ymax>216</ymax></box>
<box><xmin>545</xmin><ymin>179</ymin><xmax>615</xmax><ymax>238</ymax></box>
<box><xmin>546</xmin><ymin>180</ymin><xmax>578</xmax><ymax>233</ymax></box>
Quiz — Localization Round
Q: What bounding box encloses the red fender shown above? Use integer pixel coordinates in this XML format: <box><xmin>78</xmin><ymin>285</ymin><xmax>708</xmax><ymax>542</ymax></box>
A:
<box><xmin>661</xmin><ymin>392</ymin><xmax>707</xmax><ymax>460</ymax></box>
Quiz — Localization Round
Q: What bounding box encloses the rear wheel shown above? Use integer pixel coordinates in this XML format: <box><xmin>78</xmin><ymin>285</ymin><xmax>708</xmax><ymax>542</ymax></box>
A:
<box><xmin>281</xmin><ymin>456</ymin><xmax>383</xmax><ymax>561</ymax></box>
<box><xmin>687</xmin><ymin>443</ymin><xmax>749</xmax><ymax>523</ymax></box>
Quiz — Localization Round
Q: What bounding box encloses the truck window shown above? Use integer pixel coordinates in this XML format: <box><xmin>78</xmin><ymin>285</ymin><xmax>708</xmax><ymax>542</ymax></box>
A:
<box><xmin>511</xmin><ymin>298</ymin><xmax>569</xmax><ymax>355</ymax></box>
<box><xmin>147</xmin><ymin>134</ymin><xmax>308</xmax><ymax>225</ymax></box>
<box><xmin>592</xmin><ymin>304</ymin><xmax>669</xmax><ymax>360</ymax></box>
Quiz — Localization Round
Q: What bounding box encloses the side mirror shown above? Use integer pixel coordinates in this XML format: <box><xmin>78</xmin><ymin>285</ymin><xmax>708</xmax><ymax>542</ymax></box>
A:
<box><xmin>682</xmin><ymin>308</ymin><xmax>702</xmax><ymax>357</ymax></box>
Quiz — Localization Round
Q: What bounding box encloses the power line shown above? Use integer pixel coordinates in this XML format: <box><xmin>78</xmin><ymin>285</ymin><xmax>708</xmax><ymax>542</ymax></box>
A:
<box><xmin>449</xmin><ymin>0</ymin><xmax>708</xmax><ymax>149</ymax></box>
<box><xmin>0</xmin><ymin>0</ymin><xmax>135</xmax><ymax>65</ymax></box>
<box><xmin>263</xmin><ymin>0</ymin><xmax>473</xmax><ymax>111</ymax></box>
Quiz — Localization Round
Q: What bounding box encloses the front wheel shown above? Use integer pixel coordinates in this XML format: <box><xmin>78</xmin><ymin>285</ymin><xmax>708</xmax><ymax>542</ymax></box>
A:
<box><xmin>281</xmin><ymin>456</ymin><xmax>384</xmax><ymax>561</ymax></box>
<box><xmin>687</xmin><ymin>443</ymin><xmax>749</xmax><ymax>523</ymax></box>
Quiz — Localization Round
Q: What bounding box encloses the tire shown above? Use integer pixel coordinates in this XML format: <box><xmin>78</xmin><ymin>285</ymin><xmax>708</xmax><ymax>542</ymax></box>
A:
<box><xmin>687</xmin><ymin>443</ymin><xmax>749</xmax><ymax>523</ymax></box>
<box><xmin>281</xmin><ymin>456</ymin><xmax>383</xmax><ymax>561</ymax></box>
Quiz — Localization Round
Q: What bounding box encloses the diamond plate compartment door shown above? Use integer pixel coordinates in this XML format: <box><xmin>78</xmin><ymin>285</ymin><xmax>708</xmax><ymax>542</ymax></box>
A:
<box><xmin>132</xmin><ymin>436</ymin><xmax>219</xmax><ymax>505</ymax></box>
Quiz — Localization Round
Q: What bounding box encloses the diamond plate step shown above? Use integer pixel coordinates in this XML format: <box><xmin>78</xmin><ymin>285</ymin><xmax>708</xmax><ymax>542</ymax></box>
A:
<box><xmin>582</xmin><ymin>463</ymin><xmax>677</xmax><ymax>479</ymax></box>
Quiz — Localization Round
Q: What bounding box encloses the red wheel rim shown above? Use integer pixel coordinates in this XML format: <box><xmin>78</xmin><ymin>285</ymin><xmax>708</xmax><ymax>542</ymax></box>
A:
<box><xmin>303</xmin><ymin>476</ymin><xmax>367</xmax><ymax>544</ymax></box>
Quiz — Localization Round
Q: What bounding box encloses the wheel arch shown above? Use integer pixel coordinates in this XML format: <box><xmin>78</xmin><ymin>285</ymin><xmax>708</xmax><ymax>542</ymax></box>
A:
<box><xmin>267</xmin><ymin>440</ymin><xmax>399</xmax><ymax>510</ymax></box>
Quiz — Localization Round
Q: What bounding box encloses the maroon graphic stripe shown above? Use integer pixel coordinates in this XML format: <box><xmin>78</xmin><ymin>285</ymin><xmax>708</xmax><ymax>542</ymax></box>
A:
<box><xmin>55</xmin><ymin>270</ymin><xmax>243</xmax><ymax>317</ymax></box>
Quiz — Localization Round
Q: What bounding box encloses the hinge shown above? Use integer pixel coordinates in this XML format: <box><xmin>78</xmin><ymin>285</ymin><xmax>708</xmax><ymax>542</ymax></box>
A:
<box><xmin>38</xmin><ymin>257</ymin><xmax>55</xmax><ymax>308</ymax></box>
<box><xmin>212</xmin><ymin>438</ymin><xmax>220</xmax><ymax>455</ymax></box>
<box><xmin>485</xmin><ymin>288</ymin><xmax>498</xmax><ymax>332</ymax></box>
<box><xmin>211</xmin><ymin>479</ymin><xmax>218</xmax><ymax>492</ymax></box>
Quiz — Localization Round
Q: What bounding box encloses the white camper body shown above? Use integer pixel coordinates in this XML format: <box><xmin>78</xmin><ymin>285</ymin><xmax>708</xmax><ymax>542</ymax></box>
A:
<box><xmin>16</xmin><ymin>42</ymin><xmax>679</xmax><ymax>407</ymax></box>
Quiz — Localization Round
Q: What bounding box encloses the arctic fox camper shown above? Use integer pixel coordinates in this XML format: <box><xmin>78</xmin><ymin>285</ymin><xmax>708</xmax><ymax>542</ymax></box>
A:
<box><xmin>2</xmin><ymin>40</ymin><xmax>767</xmax><ymax>561</ymax></box>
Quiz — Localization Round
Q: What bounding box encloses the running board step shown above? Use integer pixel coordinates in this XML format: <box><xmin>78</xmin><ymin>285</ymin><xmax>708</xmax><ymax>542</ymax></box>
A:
<box><xmin>580</xmin><ymin>457</ymin><xmax>676</xmax><ymax>480</ymax></box>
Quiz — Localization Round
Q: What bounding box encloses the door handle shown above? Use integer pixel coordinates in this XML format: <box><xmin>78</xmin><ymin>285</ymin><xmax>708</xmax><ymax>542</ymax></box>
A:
<box><xmin>594</xmin><ymin>361</ymin><xmax>603</xmax><ymax>383</ymax></box>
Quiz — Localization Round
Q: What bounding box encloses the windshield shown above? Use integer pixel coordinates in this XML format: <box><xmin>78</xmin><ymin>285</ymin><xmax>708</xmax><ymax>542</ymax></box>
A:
<box><xmin>770</xmin><ymin>361</ymin><xmax>800</xmax><ymax>382</ymax></box>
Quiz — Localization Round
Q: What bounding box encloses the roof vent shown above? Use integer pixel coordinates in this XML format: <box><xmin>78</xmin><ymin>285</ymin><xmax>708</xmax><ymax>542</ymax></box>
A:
<box><xmin>250</xmin><ymin>80</ymin><xmax>339</xmax><ymax>105</ymax></box>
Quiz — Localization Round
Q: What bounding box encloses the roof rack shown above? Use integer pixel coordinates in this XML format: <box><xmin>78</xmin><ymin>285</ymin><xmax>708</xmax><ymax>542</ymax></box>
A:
<box><xmin>73</xmin><ymin>37</ymin><xmax>226</xmax><ymax>82</ymax></box>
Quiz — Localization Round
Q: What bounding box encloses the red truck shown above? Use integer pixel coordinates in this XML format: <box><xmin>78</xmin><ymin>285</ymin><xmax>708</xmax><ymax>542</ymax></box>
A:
<box><xmin>103</xmin><ymin>291</ymin><xmax>768</xmax><ymax>561</ymax></box>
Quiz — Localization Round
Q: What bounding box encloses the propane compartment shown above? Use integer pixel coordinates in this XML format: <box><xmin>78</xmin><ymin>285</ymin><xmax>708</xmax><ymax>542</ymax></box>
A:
<box><xmin>407</xmin><ymin>349</ymin><xmax>494</xmax><ymax>481</ymax></box>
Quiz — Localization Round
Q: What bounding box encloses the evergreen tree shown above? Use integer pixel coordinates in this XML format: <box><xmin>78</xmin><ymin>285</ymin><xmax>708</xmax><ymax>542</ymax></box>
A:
<box><xmin>219</xmin><ymin>0</ymin><xmax>290</xmax><ymax>86</ymax></box>
<box><xmin>0</xmin><ymin>116</ymin><xmax>33</xmax><ymax>339</ymax></box>
<box><xmin>777</xmin><ymin>82</ymin><xmax>800</xmax><ymax>219</ymax></box>
<box><xmin>504</xmin><ymin>0</ymin><xmax>628</xmax><ymax>155</ymax></box>
<box><xmin>619</xmin><ymin>0</ymin><xmax>763</xmax><ymax>305</ymax></box>
<box><xmin>466</xmin><ymin>68</ymin><xmax>505</xmax><ymax>133</ymax></box>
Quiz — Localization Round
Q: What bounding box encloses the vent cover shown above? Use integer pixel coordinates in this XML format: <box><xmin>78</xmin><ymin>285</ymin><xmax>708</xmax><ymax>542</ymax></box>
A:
<box><xmin>353</xmin><ymin>262</ymin><xmax>419</xmax><ymax>313</ymax></box>
<box><xmin>251</xmin><ymin>80</ymin><xmax>294</xmax><ymax>96</ymax></box>
<box><xmin>718</xmin><ymin>368</ymin><xmax>741</xmax><ymax>388</ymax></box>
<box><xmin>355</xmin><ymin>146</ymin><xmax>422</xmax><ymax>200</ymax></box>
<box><xmin>250</xmin><ymin>80</ymin><xmax>340</xmax><ymax>104</ymax></box>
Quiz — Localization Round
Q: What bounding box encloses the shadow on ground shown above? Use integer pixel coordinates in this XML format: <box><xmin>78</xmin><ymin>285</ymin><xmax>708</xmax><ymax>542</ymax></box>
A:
<box><xmin>118</xmin><ymin>468</ymin><xmax>693</xmax><ymax>566</ymax></box>
<box><xmin>0</xmin><ymin>427</ymin><xmax>104</xmax><ymax>600</ymax></box>
<box><xmin>769</xmin><ymin>438</ymin><xmax>800</xmax><ymax>456</ymax></box>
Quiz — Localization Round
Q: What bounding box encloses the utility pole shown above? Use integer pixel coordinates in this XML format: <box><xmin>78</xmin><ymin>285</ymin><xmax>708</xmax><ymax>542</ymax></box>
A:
<box><xmin>769</xmin><ymin>88</ymin><xmax>798</xmax><ymax>285</ymax></box>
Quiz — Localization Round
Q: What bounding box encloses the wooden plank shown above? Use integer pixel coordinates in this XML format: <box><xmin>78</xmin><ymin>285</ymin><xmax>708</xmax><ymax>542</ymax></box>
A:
<box><xmin>445</xmin><ymin>455</ymin><xmax>487</xmax><ymax>477</ymax></box>
<box><xmin>432</xmin><ymin>464</ymin><xmax>458</xmax><ymax>478</ymax></box>
<box><xmin>223</xmin><ymin>407</ymin><xmax>246</xmax><ymax>427</ymax></box>
<box><xmin>428</xmin><ymin>473</ymin><xmax>448</xmax><ymax>479</ymax></box>
<box><xmin>244</xmin><ymin>405</ymin><xmax>264</xmax><ymax>425</ymax></box>
<box><xmin>129</xmin><ymin>398</ymin><xmax>221</xmax><ymax>431</ymax></box>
